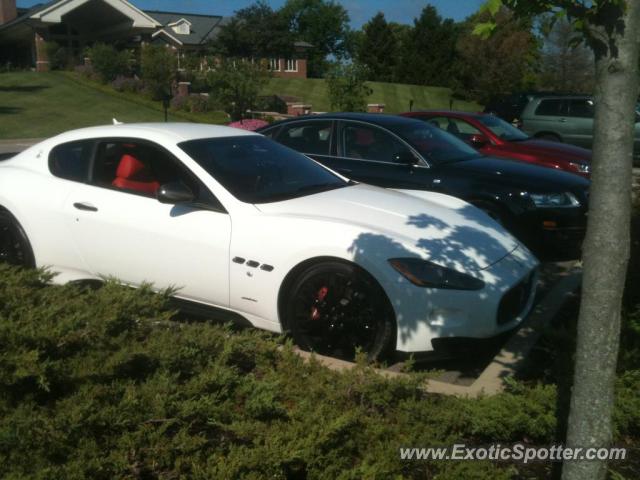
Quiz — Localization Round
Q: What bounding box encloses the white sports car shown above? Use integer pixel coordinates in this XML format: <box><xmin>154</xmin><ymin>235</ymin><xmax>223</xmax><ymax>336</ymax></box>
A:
<box><xmin>0</xmin><ymin>123</ymin><xmax>539</xmax><ymax>360</ymax></box>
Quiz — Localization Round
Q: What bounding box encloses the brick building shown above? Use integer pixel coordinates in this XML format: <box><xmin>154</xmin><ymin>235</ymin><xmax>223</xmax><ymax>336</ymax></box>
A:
<box><xmin>0</xmin><ymin>0</ymin><xmax>311</xmax><ymax>77</ymax></box>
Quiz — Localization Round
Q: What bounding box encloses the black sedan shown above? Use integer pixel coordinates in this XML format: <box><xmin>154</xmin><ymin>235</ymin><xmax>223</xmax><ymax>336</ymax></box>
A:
<box><xmin>258</xmin><ymin>113</ymin><xmax>590</xmax><ymax>258</ymax></box>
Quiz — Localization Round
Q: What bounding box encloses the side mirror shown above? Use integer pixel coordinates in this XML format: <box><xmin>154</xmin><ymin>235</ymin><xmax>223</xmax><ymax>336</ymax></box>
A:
<box><xmin>157</xmin><ymin>182</ymin><xmax>195</xmax><ymax>204</ymax></box>
<box><xmin>468</xmin><ymin>133</ymin><xmax>489</xmax><ymax>148</ymax></box>
<box><xmin>393</xmin><ymin>149</ymin><xmax>419</xmax><ymax>165</ymax></box>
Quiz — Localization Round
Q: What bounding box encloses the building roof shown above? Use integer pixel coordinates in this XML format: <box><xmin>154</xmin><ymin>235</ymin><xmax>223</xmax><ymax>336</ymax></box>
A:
<box><xmin>144</xmin><ymin>10</ymin><xmax>228</xmax><ymax>46</ymax></box>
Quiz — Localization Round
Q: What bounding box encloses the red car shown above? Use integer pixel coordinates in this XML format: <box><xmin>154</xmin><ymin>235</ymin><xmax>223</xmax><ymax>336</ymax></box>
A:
<box><xmin>401</xmin><ymin>110</ymin><xmax>591</xmax><ymax>177</ymax></box>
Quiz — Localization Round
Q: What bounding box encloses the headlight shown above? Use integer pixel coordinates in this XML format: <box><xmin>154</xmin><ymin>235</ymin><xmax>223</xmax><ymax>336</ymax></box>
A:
<box><xmin>568</xmin><ymin>162</ymin><xmax>590</xmax><ymax>174</ymax></box>
<box><xmin>529</xmin><ymin>192</ymin><xmax>581</xmax><ymax>208</ymax></box>
<box><xmin>388</xmin><ymin>258</ymin><xmax>485</xmax><ymax>290</ymax></box>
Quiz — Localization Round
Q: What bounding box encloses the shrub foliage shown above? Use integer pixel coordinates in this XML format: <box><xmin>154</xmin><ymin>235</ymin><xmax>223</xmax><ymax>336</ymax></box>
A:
<box><xmin>0</xmin><ymin>266</ymin><xmax>637</xmax><ymax>479</ymax></box>
<box><xmin>86</xmin><ymin>43</ymin><xmax>131</xmax><ymax>83</ymax></box>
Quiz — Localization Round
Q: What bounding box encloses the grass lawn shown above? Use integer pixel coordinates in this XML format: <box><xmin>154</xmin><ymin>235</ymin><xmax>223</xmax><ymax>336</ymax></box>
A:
<box><xmin>0</xmin><ymin>71</ymin><xmax>225</xmax><ymax>140</ymax></box>
<box><xmin>263</xmin><ymin>77</ymin><xmax>482</xmax><ymax>113</ymax></box>
<box><xmin>0</xmin><ymin>71</ymin><xmax>480</xmax><ymax>139</ymax></box>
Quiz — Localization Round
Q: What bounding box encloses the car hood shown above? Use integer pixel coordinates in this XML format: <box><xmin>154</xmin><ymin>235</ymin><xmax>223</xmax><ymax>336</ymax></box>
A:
<box><xmin>441</xmin><ymin>155</ymin><xmax>590</xmax><ymax>192</ymax></box>
<box><xmin>255</xmin><ymin>183</ymin><xmax>520</xmax><ymax>272</ymax></box>
<box><xmin>501</xmin><ymin>139</ymin><xmax>591</xmax><ymax>163</ymax></box>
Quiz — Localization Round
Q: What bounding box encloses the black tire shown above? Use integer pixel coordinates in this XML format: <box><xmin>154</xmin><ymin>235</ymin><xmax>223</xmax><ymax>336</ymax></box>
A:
<box><xmin>536</xmin><ymin>133</ymin><xmax>562</xmax><ymax>142</ymax></box>
<box><xmin>284</xmin><ymin>261</ymin><xmax>395</xmax><ymax>362</ymax></box>
<box><xmin>0</xmin><ymin>210</ymin><xmax>35</xmax><ymax>268</ymax></box>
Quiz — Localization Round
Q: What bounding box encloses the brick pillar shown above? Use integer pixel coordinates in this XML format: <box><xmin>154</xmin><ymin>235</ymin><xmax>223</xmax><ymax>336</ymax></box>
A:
<box><xmin>367</xmin><ymin>103</ymin><xmax>385</xmax><ymax>113</ymax></box>
<box><xmin>287</xmin><ymin>104</ymin><xmax>312</xmax><ymax>116</ymax></box>
<box><xmin>34</xmin><ymin>30</ymin><xmax>50</xmax><ymax>72</ymax></box>
<box><xmin>177</xmin><ymin>82</ymin><xmax>191</xmax><ymax>97</ymax></box>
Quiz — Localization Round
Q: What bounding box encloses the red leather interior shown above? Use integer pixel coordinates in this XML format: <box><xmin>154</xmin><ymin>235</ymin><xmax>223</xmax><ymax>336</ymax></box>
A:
<box><xmin>355</xmin><ymin>128</ymin><xmax>375</xmax><ymax>146</ymax></box>
<box><xmin>112</xmin><ymin>154</ymin><xmax>160</xmax><ymax>195</ymax></box>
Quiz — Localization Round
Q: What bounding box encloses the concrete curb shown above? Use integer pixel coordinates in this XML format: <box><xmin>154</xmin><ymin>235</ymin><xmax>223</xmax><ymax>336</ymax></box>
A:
<box><xmin>291</xmin><ymin>267</ymin><xmax>583</xmax><ymax>398</ymax></box>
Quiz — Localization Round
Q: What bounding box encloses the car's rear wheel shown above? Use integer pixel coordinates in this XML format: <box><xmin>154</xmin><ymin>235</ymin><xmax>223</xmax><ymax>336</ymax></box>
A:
<box><xmin>0</xmin><ymin>211</ymin><xmax>35</xmax><ymax>268</ymax></box>
<box><xmin>285</xmin><ymin>261</ymin><xmax>395</xmax><ymax>362</ymax></box>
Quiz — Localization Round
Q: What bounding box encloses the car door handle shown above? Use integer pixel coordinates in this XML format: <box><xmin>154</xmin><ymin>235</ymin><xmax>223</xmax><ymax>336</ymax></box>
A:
<box><xmin>73</xmin><ymin>202</ymin><xmax>98</xmax><ymax>212</ymax></box>
<box><xmin>559</xmin><ymin>118</ymin><xmax>567</xmax><ymax>123</ymax></box>
<box><xmin>337</xmin><ymin>168</ymin><xmax>352</xmax><ymax>173</ymax></box>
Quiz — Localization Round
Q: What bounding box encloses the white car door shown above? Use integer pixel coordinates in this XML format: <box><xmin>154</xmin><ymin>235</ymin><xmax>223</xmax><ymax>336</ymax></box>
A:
<box><xmin>65</xmin><ymin>139</ymin><xmax>231</xmax><ymax>307</ymax></box>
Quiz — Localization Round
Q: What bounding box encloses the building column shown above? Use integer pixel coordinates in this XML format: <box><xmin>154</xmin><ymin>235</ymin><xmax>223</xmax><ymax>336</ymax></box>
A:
<box><xmin>34</xmin><ymin>30</ymin><xmax>50</xmax><ymax>72</ymax></box>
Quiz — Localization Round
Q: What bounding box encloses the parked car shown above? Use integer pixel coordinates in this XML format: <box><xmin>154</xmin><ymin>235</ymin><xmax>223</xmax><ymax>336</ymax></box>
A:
<box><xmin>483</xmin><ymin>92</ymin><xmax>532</xmax><ymax>126</ymax></box>
<box><xmin>483</xmin><ymin>91</ymin><xmax>566</xmax><ymax>127</ymax></box>
<box><xmin>0</xmin><ymin>123</ymin><xmax>539</xmax><ymax>360</ymax></box>
<box><xmin>259</xmin><ymin>113</ymin><xmax>590</xmax><ymax>257</ymax></box>
<box><xmin>521</xmin><ymin>95</ymin><xmax>640</xmax><ymax>165</ymax></box>
<box><xmin>402</xmin><ymin>110</ymin><xmax>591</xmax><ymax>177</ymax></box>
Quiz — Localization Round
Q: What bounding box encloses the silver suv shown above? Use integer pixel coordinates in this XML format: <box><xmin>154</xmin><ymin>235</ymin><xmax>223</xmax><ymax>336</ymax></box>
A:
<box><xmin>521</xmin><ymin>95</ymin><xmax>640</xmax><ymax>165</ymax></box>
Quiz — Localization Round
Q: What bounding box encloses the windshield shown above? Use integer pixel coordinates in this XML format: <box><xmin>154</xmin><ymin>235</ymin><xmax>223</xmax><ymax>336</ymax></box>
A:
<box><xmin>179</xmin><ymin>136</ymin><xmax>348</xmax><ymax>204</ymax></box>
<box><xmin>477</xmin><ymin>115</ymin><xmax>529</xmax><ymax>141</ymax></box>
<box><xmin>392</xmin><ymin>122</ymin><xmax>482</xmax><ymax>165</ymax></box>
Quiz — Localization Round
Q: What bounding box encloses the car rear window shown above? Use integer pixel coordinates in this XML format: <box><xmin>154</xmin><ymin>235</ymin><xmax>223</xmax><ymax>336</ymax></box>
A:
<box><xmin>49</xmin><ymin>140</ymin><xmax>94</xmax><ymax>182</ymax></box>
<box><xmin>534</xmin><ymin>99</ymin><xmax>566</xmax><ymax>116</ymax></box>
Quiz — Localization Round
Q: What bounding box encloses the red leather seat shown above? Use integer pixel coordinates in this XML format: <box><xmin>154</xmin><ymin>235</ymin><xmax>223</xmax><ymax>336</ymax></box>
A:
<box><xmin>112</xmin><ymin>154</ymin><xmax>160</xmax><ymax>195</ymax></box>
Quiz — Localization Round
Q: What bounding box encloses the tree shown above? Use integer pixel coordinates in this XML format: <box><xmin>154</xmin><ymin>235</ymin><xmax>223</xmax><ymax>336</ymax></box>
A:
<box><xmin>539</xmin><ymin>16</ymin><xmax>595</xmax><ymax>93</ymax></box>
<box><xmin>206</xmin><ymin>60</ymin><xmax>271</xmax><ymax>121</ymax></box>
<box><xmin>280</xmin><ymin>0</ymin><xmax>351</xmax><ymax>77</ymax></box>
<box><xmin>479</xmin><ymin>2</ymin><xmax>640</xmax><ymax>479</ymax></box>
<box><xmin>211</xmin><ymin>2</ymin><xmax>294</xmax><ymax>59</ymax></box>
<box><xmin>356</xmin><ymin>13</ymin><xmax>399</xmax><ymax>83</ymax></box>
<box><xmin>140</xmin><ymin>45</ymin><xmax>177</xmax><ymax>100</ymax></box>
<box><xmin>396</xmin><ymin>5</ymin><xmax>460</xmax><ymax>86</ymax></box>
<box><xmin>455</xmin><ymin>7</ymin><xmax>538</xmax><ymax>102</ymax></box>
<box><xmin>325</xmin><ymin>63</ymin><xmax>372</xmax><ymax>111</ymax></box>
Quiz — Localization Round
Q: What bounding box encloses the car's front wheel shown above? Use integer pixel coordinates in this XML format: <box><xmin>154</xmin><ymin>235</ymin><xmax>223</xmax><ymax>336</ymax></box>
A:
<box><xmin>0</xmin><ymin>210</ymin><xmax>35</xmax><ymax>268</ymax></box>
<box><xmin>285</xmin><ymin>261</ymin><xmax>396</xmax><ymax>362</ymax></box>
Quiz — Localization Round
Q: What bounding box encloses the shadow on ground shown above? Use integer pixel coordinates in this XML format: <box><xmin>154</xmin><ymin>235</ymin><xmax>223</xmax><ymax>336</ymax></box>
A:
<box><xmin>0</xmin><ymin>106</ymin><xmax>22</xmax><ymax>114</ymax></box>
<box><xmin>0</xmin><ymin>85</ymin><xmax>49</xmax><ymax>93</ymax></box>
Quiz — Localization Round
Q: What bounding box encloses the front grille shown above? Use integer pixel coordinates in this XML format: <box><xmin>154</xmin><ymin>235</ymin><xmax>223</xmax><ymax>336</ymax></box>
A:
<box><xmin>497</xmin><ymin>273</ymin><xmax>535</xmax><ymax>325</ymax></box>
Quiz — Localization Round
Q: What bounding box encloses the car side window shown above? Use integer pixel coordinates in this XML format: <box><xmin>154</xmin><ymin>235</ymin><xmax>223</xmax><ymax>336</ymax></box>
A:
<box><xmin>534</xmin><ymin>99</ymin><xmax>567</xmax><ymax>117</ymax></box>
<box><xmin>441</xmin><ymin>117</ymin><xmax>482</xmax><ymax>141</ymax></box>
<box><xmin>260</xmin><ymin>126</ymin><xmax>279</xmax><ymax>139</ymax></box>
<box><xmin>342</xmin><ymin>123</ymin><xmax>409</xmax><ymax>163</ymax></box>
<box><xmin>90</xmin><ymin>139</ymin><xmax>223</xmax><ymax>209</ymax></box>
<box><xmin>568</xmin><ymin>99</ymin><xmax>594</xmax><ymax>118</ymax></box>
<box><xmin>276</xmin><ymin>121</ymin><xmax>333</xmax><ymax>155</ymax></box>
<box><xmin>49</xmin><ymin>140</ymin><xmax>94</xmax><ymax>182</ymax></box>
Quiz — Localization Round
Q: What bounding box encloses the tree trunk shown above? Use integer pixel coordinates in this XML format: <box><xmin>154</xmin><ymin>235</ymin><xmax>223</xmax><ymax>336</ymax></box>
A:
<box><xmin>562</xmin><ymin>2</ymin><xmax>640</xmax><ymax>480</ymax></box>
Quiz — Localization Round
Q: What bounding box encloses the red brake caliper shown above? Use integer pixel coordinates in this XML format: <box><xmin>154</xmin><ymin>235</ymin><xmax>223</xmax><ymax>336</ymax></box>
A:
<box><xmin>310</xmin><ymin>286</ymin><xmax>329</xmax><ymax>321</ymax></box>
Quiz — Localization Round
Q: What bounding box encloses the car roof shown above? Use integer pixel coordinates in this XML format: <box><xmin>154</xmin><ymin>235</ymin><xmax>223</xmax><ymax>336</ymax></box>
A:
<box><xmin>261</xmin><ymin>112</ymin><xmax>426</xmax><ymax>130</ymax></box>
<box><xmin>404</xmin><ymin>110</ymin><xmax>487</xmax><ymax>119</ymax></box>
<box><xmin>532</xmin><ymin>95</ymin><xmax>591</xmax><ymax>101</ymax></box>
<box><xmin>50</xmin><ymin>122</ymin><xmax>259</xmax><ymax>144</ymax></box>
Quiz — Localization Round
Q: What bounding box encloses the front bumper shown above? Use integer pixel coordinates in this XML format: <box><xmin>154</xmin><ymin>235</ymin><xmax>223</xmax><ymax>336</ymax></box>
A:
<box><xmin>389</xmin><ymin>245</ymin><xmax>539</xmax><ymax>353</ymax></box>
<box><xmin>518</xmin><ymin>206</ymin><xmax>587</xmax><ymax>256</ymax></box>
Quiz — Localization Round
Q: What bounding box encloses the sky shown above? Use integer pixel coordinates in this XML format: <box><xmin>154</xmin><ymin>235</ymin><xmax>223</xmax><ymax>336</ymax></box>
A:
<box><xmin>17</xmin><ymin>0</ymin><xmax>485</xmax><ymax>28</ymax></box>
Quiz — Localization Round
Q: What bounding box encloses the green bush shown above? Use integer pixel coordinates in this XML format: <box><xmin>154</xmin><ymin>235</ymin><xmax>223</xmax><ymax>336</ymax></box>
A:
<box><xmin>0</xmin><ymin>266</ymin><xmax>637</xmax><ymax>479</ymax></box>
<box><xmin>86</xmin><ymin>43</ymin><xmax>131</xmax><ymax>83</ymax></box>
<box><xmin>44</xmin><ymin>42</ymin><xmax>71</xmax><ymax>71</ymax></box>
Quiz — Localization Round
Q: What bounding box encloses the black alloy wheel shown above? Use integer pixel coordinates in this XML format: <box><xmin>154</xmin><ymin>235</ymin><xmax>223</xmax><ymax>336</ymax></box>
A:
<box><xmin>0</xmin><ymin>211</ymin><xmax>35</xmax><ymax>268</ymax></box>
<box><xmin>286</xmin><ymin>261</ymin><xmax>395</xmax><ymax>362</ymax></box>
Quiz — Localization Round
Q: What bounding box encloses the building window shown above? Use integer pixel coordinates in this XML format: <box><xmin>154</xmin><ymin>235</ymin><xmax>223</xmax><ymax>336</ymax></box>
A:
<box><xmin>269</xmin><ymin>58</ymin><xmax>280</xmax><ymax>71</ymax></box>
<box><xmin>285</xmin><ymin>59</ymin><xmax>298</xmax><ymax>72</ymax></box>
<box><xmin>170</xmin><ymin>19</ymin><xmax>191</xmax><ymax>35</ymax></box>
